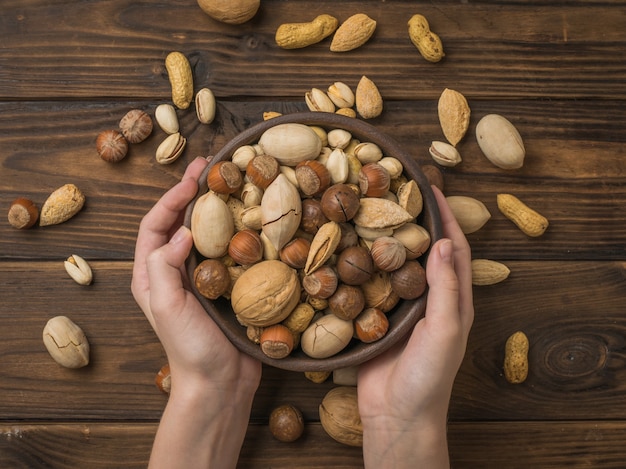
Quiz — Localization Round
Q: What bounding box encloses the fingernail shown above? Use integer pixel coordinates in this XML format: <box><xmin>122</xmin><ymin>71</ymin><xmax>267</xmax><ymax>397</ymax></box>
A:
<box><xmin>439</xmin><ymin>238</ymin><xmax>453</xmax><ymax>262</ymax></box>
<box><xmin>170</xmin><ymin>225</ymin><xmax>190</xmax><ymax>245</ymax></box>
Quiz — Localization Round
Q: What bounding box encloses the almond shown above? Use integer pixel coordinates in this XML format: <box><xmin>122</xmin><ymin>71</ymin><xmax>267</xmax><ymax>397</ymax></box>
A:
<box><xmin>438</xmin><ymin>88</ymin><xmax>471</xmax><ymax>147</ymax></box>
<box><xmin>39</xmin><ymin>184</ymin><xmax>86</xmax><ymax>226</ymax></box>
<box><xmin>330</xmin><ymin>13</ymin><xmax>376</xmax><ymax>52</ymax></box>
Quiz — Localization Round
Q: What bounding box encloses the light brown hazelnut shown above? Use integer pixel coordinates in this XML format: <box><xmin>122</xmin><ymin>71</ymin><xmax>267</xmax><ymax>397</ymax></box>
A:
<box><xmin>361</xmin><ymin>271</ymin><xmax>400</xmax><ymax>313</ymax></box>
<box><xmin>370</xmin><ymin>236</ymin><xmax>407</xmax><ymax>272</ymax></box>
<box><xmin>246</xmin><ymin>154</ymin><xmax>280</xmax><ymax>189</ymax></box>
<box><xmin>320</xmin><ymin>183</ymin><xmax>360</xmax><ymax>223</ymax></box>
<box><xmin>279</xmin><ymin>237</ymin><xmax>311</xmax><ymax>269</ymax></box>
<box><xmin>302</xmin><ymin>265</ymin><xmax>338</xmax><ymax>299</ymax></box>
<box><xmin>300</xmin><ymin>198</ymin><xmax>329</xmax><ymax>234</ymax></box>
<box><xmin>328</xmin><ymin>284</ymin><xmax>365</xmax><ymax>320</ymax></box>
<box><xmin>7</xmin><ymin>197</ymin><xmax>38</xmax><ymax>229</ymax></box>
<box><xmin>358</xmin><ymin>162</ymin><xmax>390</xmax><ymax>197</ymax></box>
<box><xmin>228</xmin><ymin>229</ymin><xmax>263</xmax><ymax>265</ymax></box>
<box><xmin>193</xmin><ymin>259</ymin><xmax>231</xmax><ymax>299</ymax></box>
<box><xmin>269</xmin><ymin>404</ymin><xmax>305</xmax><ymax>442</ymax></box>
<box><xmin>260</xmin><ymin>324</ymin><xmax>294</xmax><ymax>359</ymax></box>
<box><xmin>96</xmin><ymin>129</ymin><xmax>128</xmax><ymax>162</ymax></box>
<box><xmin>336</xmin><ymin>246</ymin><xmax>373</xmax><ymax>285</ymax></box>
<box><xmin>295</xmin><ymin>160</ymin><xmax>331</xmax><ymax>196</ymax></box>
<box><xmin>207</xmin><ymin>161</ymin><xmax>243</xmax><ymax>195</ymax></box>
<box><xmin>119</xmin><ymin>109</ymin><xmax>153</xmax><ymax>144</ymax></box>
<box><xmin>354</xmin><ymin>307</ymin><xmax>389</xmax><ymax>343</ymax></box>
<box><xmin>390</xmin><ymin>260</ymin><xmax>427</xmax><ymax>300</ymax></box>
<box><xmin>155</xmin><ymin>363</ymin><xmax>171</xmax><ymax>395</ymax></box>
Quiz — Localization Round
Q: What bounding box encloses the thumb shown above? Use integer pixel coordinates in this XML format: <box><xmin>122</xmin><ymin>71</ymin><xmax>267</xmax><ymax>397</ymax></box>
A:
<box><xmin>424</xmin><ymin>238</ymin><xmax>461</xmax><ymax>326</ymax></box>
<box><xmin>146</xmin><ymin>226</ymin><xmax>194</xmax><ymax>319</ymax></box>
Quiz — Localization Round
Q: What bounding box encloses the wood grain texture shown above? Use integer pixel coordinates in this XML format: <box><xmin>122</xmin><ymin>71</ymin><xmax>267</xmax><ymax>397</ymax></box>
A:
<box><xmin>1</xmin><ymin>0</ymin><xmax>625</xmax><ymax>466</ymax></box>
<box><xmin>2</xmin><ymin>421</ymin><xmax>626</xmax><ymax>468</ymax></box>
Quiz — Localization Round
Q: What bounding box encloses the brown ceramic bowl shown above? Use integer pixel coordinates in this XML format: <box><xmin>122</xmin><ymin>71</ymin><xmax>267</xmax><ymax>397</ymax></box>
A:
<box><xmin>184</xmin><ymin>112</ymin><xmax>442</xmax><ymax>372</ymax></box>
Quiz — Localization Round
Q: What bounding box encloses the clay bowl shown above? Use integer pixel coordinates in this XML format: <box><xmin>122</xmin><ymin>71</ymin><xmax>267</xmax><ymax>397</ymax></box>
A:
<box><xmin>184</xmin><ymin>112</ymin><xmax>442</xmax><ymax>372</ymax></box>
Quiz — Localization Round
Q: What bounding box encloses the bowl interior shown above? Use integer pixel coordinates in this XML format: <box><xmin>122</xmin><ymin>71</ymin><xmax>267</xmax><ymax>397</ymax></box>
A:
<box><xmin>184</xmin><ymin>112</ymin><xmax>442</xmax><ymax>372</ymax></box>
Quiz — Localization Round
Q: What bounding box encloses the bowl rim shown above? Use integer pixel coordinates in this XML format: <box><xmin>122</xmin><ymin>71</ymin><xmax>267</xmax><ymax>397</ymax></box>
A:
<box><xmin>184</xmin><ymin>111</ymin><xmax>442</xmax><ymax>372</ymax></box>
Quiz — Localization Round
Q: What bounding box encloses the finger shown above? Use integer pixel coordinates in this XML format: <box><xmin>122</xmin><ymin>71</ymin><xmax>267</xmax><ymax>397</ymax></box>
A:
<box><xmin>431</xmin><ymin>187</ymin><xmax>474</xmax><ymax>331</ymax></box>
<box><xmin>424</xmin><ymin>238</ymin><xmax>461</xmax><ymax>327</ymax></box>
<box><xmin>132</xmin><ymin>158</ymin><xmax>208</xmax><ymax>310</ymax></box>
<box><xmin>145</xmin><ymin>225</ymin><xmax>194</xmax><ymax>325</ymax></box>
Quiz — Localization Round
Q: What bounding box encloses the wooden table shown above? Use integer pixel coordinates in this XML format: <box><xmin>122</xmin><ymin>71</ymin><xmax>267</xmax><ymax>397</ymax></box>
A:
<box><xmin>1</xmin><ymin>1</ymin><xmax>625</xmax><ymax>467</ymax></box>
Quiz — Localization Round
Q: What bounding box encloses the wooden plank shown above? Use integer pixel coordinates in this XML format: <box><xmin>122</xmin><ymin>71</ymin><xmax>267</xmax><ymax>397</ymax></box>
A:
<box><xmin>2</xmin><ymin>421</ymin><xmax>626</xmax><ymax>468</ymax></box>
<box><xmin>1</xmin><ymin>1</ymin><xmax>625</xmax><ymax>100</ymax></box>
<box><xmin>1</xmin><ymin>260</ymin><xmax>626</xmax><ymax>421</ymax></box>
<box><xmin>1</xmin><ymin>100</ymin><xmax>625</xmax><ymax>260</ymax></box>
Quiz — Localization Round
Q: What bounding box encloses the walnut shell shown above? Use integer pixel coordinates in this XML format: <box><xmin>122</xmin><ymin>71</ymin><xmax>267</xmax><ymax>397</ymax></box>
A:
<box><xmin>230</xmin><ymin>260</ymin><xmax>300</xmax><ymax>327</ymax></box>
<box><xmin>319</xmin><ymin>386</ymin><xmax>363</xmax><ymax>447</ymax></box>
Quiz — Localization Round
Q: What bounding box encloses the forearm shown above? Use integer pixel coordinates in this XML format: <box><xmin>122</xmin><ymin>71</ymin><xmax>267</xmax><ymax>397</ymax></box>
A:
<box><xmin>362</xmin><ymin>415</ymin><xmax>449</xmax><ymax>469</ymax></box>
<box><xmin>149</xmin><ymin>381</ymin><xmax>255</xmax><ymax>469</ymax></box>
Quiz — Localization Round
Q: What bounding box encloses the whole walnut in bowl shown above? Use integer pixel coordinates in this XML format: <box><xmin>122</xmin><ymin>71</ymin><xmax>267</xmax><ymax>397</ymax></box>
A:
<box><xmin>184</xmin><ymin>112</ymin><xmax>442</xmax><ymax>372</ymax></box>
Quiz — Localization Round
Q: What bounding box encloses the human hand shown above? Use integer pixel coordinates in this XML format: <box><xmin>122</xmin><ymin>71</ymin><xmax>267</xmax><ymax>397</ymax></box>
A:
<box><xmin>358</xmin><ymin>186</ymin><xmax>474</xmax><ymax>468</ymax></box>
<box><xmin>131</xmin><ymin>157</ymin><xmax>261</xmax><ymax>468</ymax></box>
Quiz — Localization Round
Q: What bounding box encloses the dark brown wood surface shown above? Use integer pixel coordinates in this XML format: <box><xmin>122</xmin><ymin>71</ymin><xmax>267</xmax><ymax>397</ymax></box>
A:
<box><xmin>1</xmin><ymin>1</ymin><xmax>625</xmax><ymax>467</ymax></box>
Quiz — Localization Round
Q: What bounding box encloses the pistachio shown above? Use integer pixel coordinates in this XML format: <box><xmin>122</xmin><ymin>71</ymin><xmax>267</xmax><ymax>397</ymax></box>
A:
<box><xmin>156</xmin><ymin>132</ymin><xmax>186</xmax><ymax>164</ymax></box>
<box><xmin>327</xmin><ymin>82</ymin><xmax>355</xmax><ymax>108</ymax></box>
<box><xmin>305</xmin><ymin>88</ymin><xmax>336</xmax><ymax>113</ymax></box>
<box><xmin>429</xmin><ymin>140</ymin><xmax>462</xmax><ymax>167</ymax></box>
<box><xmin>195</xmin><ymin>87</ymin><xmax>216</xmax><ymax>124</ymax></box>
<box><xmin>327</xmin><ymin>129</ymin><xmax>352</xmax><ymax>150</ymax></box>
<box><xmin>42</xmin><ymin>316</ymin><xmax>90</xmax><ymax>369</ymax></box>
<box><xmin>64</xmin><ymin>254</ymin><xmax>93</xmax><ymax>285</ymax></box>
<box><xmin>325</xmin><ymin>148</ymin><xmax>350</xmax><ymax>184</ymax></box>
<box><xmin>155</xmin><ymin>103</ymin><xmax>179</xmax><ymax>134</ymax></box>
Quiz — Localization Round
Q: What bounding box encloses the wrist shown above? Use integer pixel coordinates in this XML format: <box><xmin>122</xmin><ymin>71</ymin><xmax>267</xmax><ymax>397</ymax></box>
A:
<box><xmin>362</xmin><ymin>413</ymin><xmax>449</xmax><ymax>469</ymax></box>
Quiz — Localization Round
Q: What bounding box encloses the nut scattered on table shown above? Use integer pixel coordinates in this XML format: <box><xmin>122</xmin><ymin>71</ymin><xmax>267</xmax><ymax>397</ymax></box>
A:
<box><xmin>429</xmin><ymin>140</ymin><xmax>462</xmax><ymax>167</ymax></box>
<box><xmin>504</xmin><ymin>331</ymin><xmax>529</xmax><ymax>384</ymax></box>
<box><xmin>408</xmin><ymin>13</ymin><xmax>445</xmax><ymax>62</ymax></box>
<box><xmin>438</xmin><ymin>88</ymin><xmax>471</xmax><ymax>147</ymax></box>
<box><xmin>42</xmin><ymin>316</ymin><xmax>90</xmax><ymax>369</ymax></box>
<box><xmin>64</xmin><ymin>254</ymin><xmax>93</xmax><ymax>286</ymax></box>
<box><xmin>165</xmin><ymin>51</ymin><xmax>193</xmax><ymax>110</ymax></box>
<box><xmin>275</xmin><ymin>14</ymin><xmax>339</xmax><ymax>49</ymax></box>
<box><xmin>39</xmin><ymin>183</ymin><xmax>86</xmax><ymax>226</ymax></box>
<box><xmin>96</xmin><ymin>129</ymin><xmax>129</xmax><ymax>163</ymax></box>
<box><xmin>446</xmin><ymin>195</ymin><xmax>491</xmax><ymax>234</ymax></box>
<box><xmin>497</xmin><ymin>193</ymin><xmax>549</xmax><ymax>237</ymax></box>
<box><xmin>119</xmin><ymin>109</ymin><xmax>153</xmax><ymax>144</ymax></box>
<box><xmin>196</xmin><ymin>0</ymin><xmax>260</xmax><ymax>25</ymax></box>
<box><xmin>7</xmin><ymin>198</ymin><xmax>39</xmax><ymax>229</ymax></box>
<box><xmin>319</xmin><ymin>386</ymin><xmax>363</xmax><ymax>447</ymax></box>
<box><xmin>195</xmin><ymin>87</ymin><xmax>217</xmax><ymax>124</ymax></box>
<box><xmin>471</xmin><ymin>259</ymin><xmax>511</xmax><ymax>286</ymax></box>
<box><xmin>154</xmin><ymin>104</ymin><xmax>179</xmax><ymax>134</ymax></box>
<box><xmin>330</xmin><ymin>13</ymin><xmax>377</xmax><ymax>52</ymax></box>
<box><xmin>269</xmin><ymin>404</ymin><xmax>305</xmax><ymax>442</ymax></box>
<box><xmin>476</xmin><ymin>114</ymin><xmax>526</xmax><ymax>169</ymax></box>
<box><xmin>355</xmin><ymin>75</ymin><xmax>383</xmax><ymax>119</ymax></box>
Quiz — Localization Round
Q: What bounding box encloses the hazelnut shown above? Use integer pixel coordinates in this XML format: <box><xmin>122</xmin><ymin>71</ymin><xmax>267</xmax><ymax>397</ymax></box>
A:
<box><xmin>358</xmin><ymin>163</ymin><xmax>390</xmax><ymax>197</ymax></box>
<box><xmin>119</xmin><ymin>109</ymin><xmax>153</xmax><ymax>144</ymax></box>
<box><xmin>336</xmin><ymin>246</ymin><xmax>374</xmax><ymax>285</ymax></box>
<box><xmin>279</xmin><ymin>237</ymin><xmax>311</xmax><ymax>269</ymax></box>
<box><xmin>362</xmin><ymin>271</ymin><xmax>400</xmax><ymax>313</ymax></box>
<box><xmin>328</xmin><ymin>284</ymin><xmax>365</xmax><ymax>320</ymax></box>
<box><xmin>193</xmin><ymin>259</ymin><xmax>231</xmax><ymax>299</ymax></box>
<box><xmin>269</xmin><ymin>404</ymin><xmax>305</xmax><ymax>442</ymax></box>
<box><xmin>320</xmin><ymin>183</ymin><xmax>360</xmax><ymax>223</ymax></box>
<box><xmin>96</xmin><ymin>129</ymin><xmax>128</xmax><ymax>162</ymax></box>
<box><xmin>302</xmin><ymin>265</ymin><xmax>338</xmax><ymax>299</ymax></box>
<box><xmin>354</xmin><ymin>307</ymin><xmax>389</xmax><ymax>343</ymax></box>
<box><xmin>260</xmin><ymin>324</ymin><xmax>294</xmax><ymax>359</ymax></box>
<box><xmin>228</xmin><ymin>229</ymin><xmax>263</xmax><ymax>265</ymax></box>
<box><xmin>389</xmin><ymin>260</ymin><xmax>427</xmax><ymax>300</ymax></box>
<box><xmin>300</xmin><ymin>198</ymin><xmax>329</xmax><ymax>234</ymax></box>
<box><xmin>7</xmin><ymin>197</ymin><xmax>38</xmax><ymax>229</ymax></box>
<box><xmin>421</xmin><ymin>164</ymin><xmax>444</xmax><ymax>191</ymax></box>
<box><xmin>207</xmin><ymin>161</ymin><xmax>243</xmax><ymax>195</ymax></box>
<box><xmin>155</xmin><ymin>363</ymin><xmax>171</xmax><ymax>395</ymax></box>
<box><xmin>246</xmin><ymin>154</ymin><xmax>280</xmax><ymax>189</ymax></box>
<box><xmin>370</xmin><ymin>236</ymin><xmax>407</xmax><ymax>272</ymax></box>
<box><xmin>246</xmin><ymin>325</ymin><xmax>264</xmax><ymax>344</ymax></box>
<box><xmin>295</xmin><ymin>160</ymin><xmax>331</xmax><ymax>196</ymax></box>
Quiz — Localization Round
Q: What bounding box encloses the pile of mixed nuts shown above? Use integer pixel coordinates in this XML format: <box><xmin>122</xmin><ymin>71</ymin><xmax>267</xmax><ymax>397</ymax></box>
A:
<box><xmin>190</xmin><ymin>121</ymin><xmax>432</xmax><ymax>361</ymax></box>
